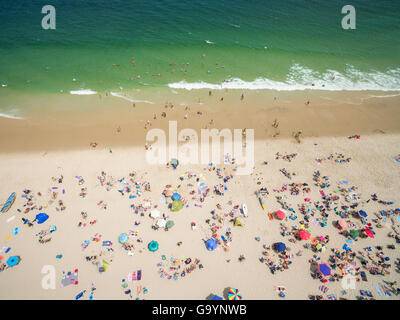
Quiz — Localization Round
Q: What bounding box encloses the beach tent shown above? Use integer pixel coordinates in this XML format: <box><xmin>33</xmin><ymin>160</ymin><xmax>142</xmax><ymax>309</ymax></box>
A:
<box><xmin>148</xmin><ymin>241</ymin><xmax>159</xmax><ymax>252</ymax></box>
<box><xmin>206</xmin><ymin>238</ymin><xmax>218</xmax><ymax>251</ymax></box>
<box><xmin>171</xmin><ymin>193</ymin><xmax>181</xmax><ymax>201</ymax></box>
<box><xmin>156</xmin><ymin>219</ymin><xmax>167</xmax><ymax>228</ymax></box>
<box><xmin>319</xmin><ymin>263</ymin><xmax>331</xmax><ymax>276</ymax></box>
<box><xmin>274</xmin><ymin>242</ymin><xmax>286</xmax><ymax>252</ymax></box>
<box><xmin>166</xmin><ymin>220</ymin><xmax>175</xmax><ymax>229</ymax></box>
<box><xmin>6</xmin><ymin>255</ymin><xmax>20</xmax><ymax>267</ymax></box>
<box><xmin>209</xmin><ymin>294</ymin><xmax>223</xmax><ymax>300</ymax></box>
<box><xmin>234</xmin><ymin>218</ymin><xmax>243</xmax><ymax>227</ymax></box>
<box><xmin>35</xmin><ymin>213</ymin><xmax>49</xmax><ymax>224</ymax></box>
<box><xmin>276</xmin><ymin>209</ymin><xmax>286</xmax><ymax>220</ymax></box>
<box><xmin>171</xmin><ymin>200</ymin><xmax>184</xmax><ymax>212</ymax></box>
<box><xmin>227</xmin><ymin>288</ymin><xmax>242</xmax><ymax>300</ymax></box>
<box><xmin>150</xmin><ymin>210</ymin><xmax>161</xmax><ymax>219</ymax></box>
<box><xmin>118</xmin><ymin>233</ymin><xmax>129</xmax><ymax>244</ymax></box>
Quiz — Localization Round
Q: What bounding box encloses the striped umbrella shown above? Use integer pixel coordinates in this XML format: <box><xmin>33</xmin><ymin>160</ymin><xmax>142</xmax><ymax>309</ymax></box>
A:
<box><xmin>227</xmin><ymin>288</ymin><xmax>242</xmax><ymax>300</ymax></box>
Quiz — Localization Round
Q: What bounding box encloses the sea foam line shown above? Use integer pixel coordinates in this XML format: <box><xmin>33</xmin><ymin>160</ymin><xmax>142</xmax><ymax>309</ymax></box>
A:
<box><xmin>168</xmin><ymin>64</ymin><xmax>400</xmax><ymax>92</ymax></box>
<box><xmin>110</xmin><ymin>92</ymin><xmax>154</xmax><ymax>104</ymax></box>
<box><xmin>70</xmin><ymin>89</ymin><xmax>97</xmax><ymax>95</ymax></box>
<box><xmin>0</xmin><ymin>113</ymin><xmax>24</xmax><ymax>120</ymax></box>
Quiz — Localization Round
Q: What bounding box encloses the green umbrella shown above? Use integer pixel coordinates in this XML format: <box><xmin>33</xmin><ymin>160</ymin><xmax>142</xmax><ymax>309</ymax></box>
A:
<box><xmin>171</xmin><ymin>200</ymin><xmax>184</xmax><ymax>212</ymax></box>
<box><xmin>148</xmin><ymin>241</ymin><xmax>159</xmax><ymax>252</ymax></box>
<box><xmin>350</xmin><ymin>229</ymin><xmax>359</xmax><ymax>237</ymax></box>
<box><xmin>166</xmin><ymin>220</ymin><xmax>175</xmax><ymax>229</ymax></box>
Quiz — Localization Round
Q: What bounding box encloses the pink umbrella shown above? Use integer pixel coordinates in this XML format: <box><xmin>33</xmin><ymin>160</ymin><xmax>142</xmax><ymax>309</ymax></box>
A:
<box><xmin>276</xmin><ymin>210</ymin><xmax>286</xmax><ymax>220</ymax></box>
<box><xmin>364</xmin><ymin>229</ymin><xmax>374</xmax><ymax>238</ymax></box>
<box><xmin>299</xmin><ymin>230</ymin><xmax>310</xmax><ymax>240</ymax></box>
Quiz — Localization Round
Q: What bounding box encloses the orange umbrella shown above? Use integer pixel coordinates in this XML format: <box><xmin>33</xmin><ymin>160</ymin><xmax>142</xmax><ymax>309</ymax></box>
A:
<box><xmin>299</xmin><ymin>230</ymin><xmax>310</xmax><ymax>240</ymax></box>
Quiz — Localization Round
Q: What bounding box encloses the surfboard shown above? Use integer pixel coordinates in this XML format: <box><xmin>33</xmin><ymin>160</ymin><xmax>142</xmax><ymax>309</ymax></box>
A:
<box><xmin>242</xmin><ymin>203</ymin><xmax>248</xmax><ymax>217</ymax></box>
<box><xmin>1</xmin><ymin>192</ymin><xmax>16</xmax><ymax>213</ymax></box>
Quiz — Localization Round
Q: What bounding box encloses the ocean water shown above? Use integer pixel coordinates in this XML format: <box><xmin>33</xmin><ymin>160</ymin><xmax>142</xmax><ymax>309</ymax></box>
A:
<box><xmin>0</xmin><ymin>0</ymin><xmax>399</xmax><ymax>95</ymax></box>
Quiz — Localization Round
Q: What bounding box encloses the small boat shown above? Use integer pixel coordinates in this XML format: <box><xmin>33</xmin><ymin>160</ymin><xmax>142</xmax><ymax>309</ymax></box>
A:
<box><xmin>1</xmin><ymin>192</ymin><xmax>16</xmax><ymax>213</ymax></box>
<box><xmin>242</xmin><ymin>203</ymin><xmax>248</xmax><ymax>217</ymax></box>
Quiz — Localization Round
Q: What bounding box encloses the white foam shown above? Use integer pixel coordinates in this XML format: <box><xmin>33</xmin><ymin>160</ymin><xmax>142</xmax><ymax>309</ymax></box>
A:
<box><xmin>0</xmin><ymin>113</ymin><xmax>24</xmax><ymax>120</ymax></box>
<box><xmin>205</xmin><ymin>40</ymin><xmax>215</xmax><ymax>44</ymax></box>
<box><xmin>168</xmin><ymin>64</ymin><xmax>400</xmax><ymax>92</ymax></box>
<box><xmin>110</xmin><ymin>92</ymin><xmax>154</xmax><ymax>104</ymax></box>
<box><xmin>70</xmin><ymin>89</ymin><xmax>97</xmax><ymax>95</ymax></box>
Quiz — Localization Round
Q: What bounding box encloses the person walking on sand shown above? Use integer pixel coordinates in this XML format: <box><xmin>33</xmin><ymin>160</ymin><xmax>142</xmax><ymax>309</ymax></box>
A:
<box><xmin>241</xmin><ymin>93</ymin><xmax>244</xmax><ymax>101</ymax></box>
<box><xmin>293</xmin><ymin>130</ymin><xmax>302</xmax><ymax>143</ymax></box>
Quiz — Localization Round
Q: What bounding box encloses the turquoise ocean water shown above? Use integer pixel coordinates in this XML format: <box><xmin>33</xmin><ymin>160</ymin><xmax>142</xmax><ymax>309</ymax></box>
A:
<box><xmin>0</xmin><ymin>0</ymin><xmax>399</xmax><ymax>97</ymax></box>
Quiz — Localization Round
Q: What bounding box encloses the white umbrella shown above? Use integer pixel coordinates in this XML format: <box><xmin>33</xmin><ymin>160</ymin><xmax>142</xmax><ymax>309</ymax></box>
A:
<box><xmin>150</xmin><ymin>210</ymin><xmax>161</xmax><ymax>219</ymax></box>
<box><xmin>156</xmin><ymin>219</ymin><xmax>166</xmax><ymax>228</ymax></box>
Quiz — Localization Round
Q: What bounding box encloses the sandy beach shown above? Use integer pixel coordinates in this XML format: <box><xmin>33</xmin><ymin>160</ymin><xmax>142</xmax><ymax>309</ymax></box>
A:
<box><xmin>0</xmin><ymin>90</ymin><xmax>399</xmax><ymax>300</ymax></box>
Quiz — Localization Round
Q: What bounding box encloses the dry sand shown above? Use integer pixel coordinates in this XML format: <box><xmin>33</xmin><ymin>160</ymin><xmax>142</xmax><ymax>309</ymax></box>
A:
<box><xmin>0</xmin><ymin>90</ymin><xmax>399</xmax><ymax>300</ymax></box>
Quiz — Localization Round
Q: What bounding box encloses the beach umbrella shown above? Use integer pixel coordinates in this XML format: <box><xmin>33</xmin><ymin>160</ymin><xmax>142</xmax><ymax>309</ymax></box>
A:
<box><xmin>299</xmin><ymin>230</ymin><xmax>310</xmax><ymax>240</ymax></box>
<box><xmin>394</xmin><ymin>155</ymin><xmax>400</xmax><ymax>163</ymax></box>
<box><xmin>276</xmin><ymin>209</ymin><xmax>286</xmax><ymax>220</ymax></box>
<box><xmin>364</xmin><ymin>229</ymin><xmax>374</xmax><ymax>238</ymax></box>
<box><xmin>316</xmin><ymin>243</ymin><xmax>326</xmax><ymax>253</ymax></box>
<box><xmin>227</xmin><ymin>288</ymin><xmax>242</xmax><ymax>300</ymax></box>
<box><xmin>150</xmin><ymin>210</ymin><xmax>160</xmax><ymax>219</ymax></box>
<box><xmin>118</xmin><ymin>233</ymin><xmax>128</xmax><ymax>244</ymax></box>
<box><xmin>358</xmin><ymin>210</ymin><xmax>368</xmax><ymax>218</ymax></box>
<box><xmin>156</xmin><ymin>219</ymin><xmax>167</xmax><ymax>228</ymax></box>
<box><xmin>350</xmin><ymin>229</ymin><xmax>359</xmax><ymax>238</ymax></box>
<box><xmin>171</xmin><ymin>200</ymin><xmax>184</xmax><ymax>212</ymax></box>
<box><xmin>35</xmin><ymin>213</ymin><xmax>49</xmax><ymax>224</ymax></box>
<box><xmin>338</xmin><ymin>219</ymin><xmax>347</xmax><ymax>229</ymax></box>
<box><xmin>274</xmin><ymin>242</ymin><xmax>286</xmax><ymax>252</ymax></box>
<box><xmin>319</xmin><ymin>263</ymin><xmax>331</xmax><ymax>276</ymax></box>
<box><xmin>170</xmin><ymin>158</ymin><xmax>179</xmax><ymax>169</ymax></box>
<box><xmin>210</xmin><ymin>294</ymin><xmax>223</xmax><ymax>300</ymax></box>
<box><xmin>148</xmin><ymin>241</ymin><xmax>159</xmax><ymax>252</ymax></box>
<box><xmin>171</xmin><ymin>193</ymin><xmax>181</xmax><ymax>201</ymax></box>
<box><xmin>166</xmin><ymin>220</ymin><xmax>175</xmax><ymax>229</ymax></box>
<box><xmin>6</xmin><ymin>255</ymin><xmax>20</xmax><ymax>267</ymax></box>
<box><xmin>206</xmin><ymin>238</ymin><xmax>218</xmax><ymax>251</ymax></box>
<box><xmin>234</xmin><ymin>218</ymin><xmax>243</xmax><ymax>227</ymax></box>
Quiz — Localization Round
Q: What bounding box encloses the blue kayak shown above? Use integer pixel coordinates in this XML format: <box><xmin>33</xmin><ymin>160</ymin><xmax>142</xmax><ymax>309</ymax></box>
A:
<box><xmin>1</xmin><ymin>192</ymin><xmax>16</xmax><ymax>213</ymax></box>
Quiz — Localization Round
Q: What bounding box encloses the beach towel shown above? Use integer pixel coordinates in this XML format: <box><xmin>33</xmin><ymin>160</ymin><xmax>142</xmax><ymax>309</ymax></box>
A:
<box><xmin>61</xmin><ymin>269</ymin><xmax>78</xmax><ymax>287</ymax></box>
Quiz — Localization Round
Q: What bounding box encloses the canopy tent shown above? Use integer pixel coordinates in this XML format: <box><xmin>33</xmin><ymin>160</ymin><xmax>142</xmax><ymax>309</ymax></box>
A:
<box><xmin>338</xmin><ymin>219</ymin><xmax>347</xmax><ymax>229</ymax></box>
<box><xmin>156</xmin><ymin>219</ymin><xmax>167</xmax><ymax>228</ymax></box>
<box><xmin>350</xmin><ymin>229</ymin><xmax>359</xmax><ymax>238</ymax></box>
<box><xmin>150</xmin><ymin>210</ymin><xmax>161</xmax><ymax>219</ymax></box>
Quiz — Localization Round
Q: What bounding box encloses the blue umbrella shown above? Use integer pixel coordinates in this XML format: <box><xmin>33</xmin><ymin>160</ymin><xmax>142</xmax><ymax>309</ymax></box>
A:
<box><xmin>206</xmin><ymin>238</ymin><xmax>218</xmax><ymax>251</ymax></box>
<box><xmin>35</xmin><ymin>213</ymin><xmax>49</xmax><ymax>224</ymax></box>
<box><xmin>171</xmin><ymin>193</ymin><xmax>181</xmax><ymax>201</ymax></box>
<box><xmin>358</xmin><ymin>210</ymin><xmax>368</xmax><ymax>218</ymax></box>
<box><xmin>148</xmin><ymin>241</ymin><xmax>159</xmax><ymax>252</ymax></box>
<box><xmin>210</xmin><ymin>294</ymin><xmax>223</xmax><ymax>300</ymax></box>
<box><xmin>6</xmin><ymin>255</ymin><xmax>20</xmax><ymax>267</ymax></box>
<box><xmin>118</xmin><ymin>233</ymin><xmax>129</xmax><ymax>244</ymax></box>
<box><xmin>274</xmin><ymin>242</ymin><xmax>286</xmax><ymax>252</ymax></box>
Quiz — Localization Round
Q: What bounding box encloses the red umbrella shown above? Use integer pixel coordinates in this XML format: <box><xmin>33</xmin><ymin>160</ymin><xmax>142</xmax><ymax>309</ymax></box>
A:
<box><xmin>299</xmin><ymin>230</ymin><xmax>310</xmax><ymax>240</ymax></box>
<box><xmin>276</xmin><ymin>209</ymin><xmax>286</xmax><ymax>220</ymax></box>
<box><xmin>364</xmin><ymin>229</ymin><xmax>374</xmax><ymax>238</ymax></box>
